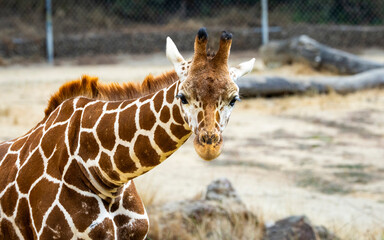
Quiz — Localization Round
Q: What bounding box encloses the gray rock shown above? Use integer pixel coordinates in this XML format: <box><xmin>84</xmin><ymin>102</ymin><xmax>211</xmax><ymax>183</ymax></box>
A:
<box><xmin>204</xmin><ymin>177</ymin><xmax>242</xmax><ymax>204</ymax></box>
<box><xmin>264</xmin><ymin>215</ymin><xmax>316</xmax><ymax>240</ymax></box>
<box><xmin>314</xmin><ymin>225</ymin><xmax>341</xmax><ymax>240</ymax></box>
<box><xmin>160</xmin><ymin>178</ymin><xmax>249</xmax><ymax>221</ymax></box>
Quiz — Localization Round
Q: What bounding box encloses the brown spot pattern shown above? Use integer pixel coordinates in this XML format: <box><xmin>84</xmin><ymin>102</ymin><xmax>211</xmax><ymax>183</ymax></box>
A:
<box><xmin>0</xmin><ymin>184</ymin><xmax>18</xmax><ymax>217</ymax></box>
<box><xmin>78</xmin><ymin>132</ymin><xmax>99</xmax><ymax>162</ymax></box>
<box><xmin>41</xmin><ymin>206</ymin><xmax>73</xmax><ymax>240</ymax></box>
<box><xmin>53</xmin><ymin>99</ymin><xmax>74</xmax><ymax>124</ymax></box>
<box><xmin>139</xmin><ymin>103</ymin><xmax>156</xmax><ymax>130</ymax></box>
<box><xmin>27</xmin><ymin>127</ymin><xmax>43</xmax><ymax>154</ymax></box>
<box><xmin>134</xmin><ymin>135</ymin><xmax>160</xmax><ymax>167</ymax></box>
<box><xmin>0</xmin><ymin>143</ymin><xmax>11</xmax><ymax>157</ymax></box>
<box><xmin>68</xmin><ymin>110</ymin><xmax>82</xmax><ymax>155</ymax></box>
<box><xmin>89</xmin><ymin>218</ymin><xmax>115</xmax><ymax>239</ymax></box>
<box><xmin>0</xmin><ymin>154</ymin><xmax>17</xmax><ymax>193</ymax></box>
<box><xmin>139</xmin><ymin>94</ymin><xmax>152</xmax><ymax>102</ymax></box>
<box><xmin>96</xmin><ymin>112</ymin><xmax>117</xmax><ymax>151</ymax></box>
<box><xmin>170</xmin><ymin>123</ymin><xmax>191</xmax><ymax>139</ymax></box>
<box><xmin>119</xmin><ymin>105</ymin><xmax>137</xmax><ymax>142</ymax></box>
<box><xmin>160</xmin><ymin>106</ymin><xmax>171</xmax><ymax>123</ymax></box>
<box><xmin>41</xmin><ymin>124</ymin><xmax>67</xmax><ymax>157</ymax></box>
<box><xmin>114</xmin><ymin>145</ymin><xmax>138</xmax><ymax>173</ymax></box>
<box><xmin>99</xmin><ymin>152</ymin><xmax>121</xmax><ymax>181</ymax></box>
<box><xmin>1</xmin><ymin>219</ymin><xmax>19</xmax><ymax>239</ymax></box>
<box><xmin>60</xmin><ymin>185</ymin><xmax>100</xmax><ymax>232</ymax></box>
<box><xmin>75</xmin><ymin>97</ymin><xmax>91</xmax><ymax>109</ymax></box>
<box><xmin>172</xmin><ymin>105</ymin><xmax>185</xmax><ymax>124</ymax></box>
<box><xmin>46</xmin><ymin>147</ymin><xmax>69</xmax><ymax>180</ymax></box>
<box><xmin>197</xmin><ymin>111</ymin><xmax>204</xmax><ymax>123</ymax></box>
<box><xmin>153</xmin><ymin>91</ymin><xmax>164</xmax><ymax>112</ymax></box>
<box><xmin>29</xmin><ymin>178</ymin><xmax>59</xmax><ymax>231</ymax></box>
<box><xmin>9</xmin><ymin>137</ymin><xmax>27</xmax><ymax>152</ymax></box>
<box><xmin>154</xmin><ymin>126</ymin><xmax>177</xmax><ymax>153</ymax></box>
<box><xmin>122</xmin><ymin>182</ymin><xmax>144</xmax><ymax>214</ymax></box>
<box><xmin>90</xmin><ymin>166</ymin><xmax>120</xmax><ymax>190</ymax></box>
<box><xmin>17</xmin><ymin>151</ymin><xmax>44</xmax><ymax>194</ymax></box>
<box><xmin>106</xmin><ymin>101</ymin><xmax>121</xmax><ymax>110</ymax></box>
<box><xmin>120</xmin><ymin>99</ymin><xmax>135</xmax><ymax>109</ymax></box>
<box><xmin>82</xmin><ymin>102</ymin><xmax>104</xmax><ymax>128</ymax></box>
<box><xmin>114</xmin><ymin>215</ymin><xmax>148</xmax><ymax>240</ymax></box>
<box><xmin>166</xmin><ymin>84</ymin><xmax>176</xmax><ymax>103</ymax></box>
<box><xmin>64</xmin><ymin>161</ymin><xmax>90</xmax><ymax>192</ymax></box>
<box><xmin>15</xmin><ymin>198</ymin><xmax>35</xmax><ymax>239</ymax></box>
<box><xmin>44</xmin><ymin>108</ymin><xmax>59</xmax><ymax>131</ymax></box>
<box><xmin>110</xmin><ymin>196</ymin><xmax>120</xmax><ymax>213</ymax></box>
<box><xmin>216</xmin><ymin>111</ymin><xmax>220</xmax><ymax>123</ymax></box>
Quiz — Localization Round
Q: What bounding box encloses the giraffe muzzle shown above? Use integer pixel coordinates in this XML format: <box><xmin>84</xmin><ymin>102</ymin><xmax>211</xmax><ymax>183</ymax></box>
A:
<box><xmin>199</xmin><ymin>133</ymin><xmax>220</xmax><ymax>145</ymax></box>
<box><xmin>194</xmin><ymin>131</ymin><xmax>223</xmax><ymax>161</ymax></box>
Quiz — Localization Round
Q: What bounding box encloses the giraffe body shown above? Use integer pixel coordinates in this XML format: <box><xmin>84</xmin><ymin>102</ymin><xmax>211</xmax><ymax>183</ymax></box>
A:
<box><xmin>0</xmin><ymin>28</ymin><xmax>254</xmax><ymax>239</ymax></box>
<box><xmin>0</xmin><ymin>80</ymin><xmax>189</xmax><ymax>239</ymax></box>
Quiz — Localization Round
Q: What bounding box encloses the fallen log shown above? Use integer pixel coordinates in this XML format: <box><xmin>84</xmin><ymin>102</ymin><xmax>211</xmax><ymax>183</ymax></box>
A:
<box><xmin>238</xmin><ymin>68</ymin><xmax>384</xmax><ymax>98</ymax></box>
<box><xmin>260</xmin><ymin>35</ymin><xmax>384</xmax><ymax>75</ymax></box>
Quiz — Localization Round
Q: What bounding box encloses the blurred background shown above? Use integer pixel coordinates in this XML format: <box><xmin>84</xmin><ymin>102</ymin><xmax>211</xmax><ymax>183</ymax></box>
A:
<box><xmin>1</xmin><ymin>0</ymin><xmax>384</xmax><ymax>61</ymax></box>
<box><xmin>0</xmin><ymin>1</ymin><xmax>384</xmax><ymax>239</ymax></box>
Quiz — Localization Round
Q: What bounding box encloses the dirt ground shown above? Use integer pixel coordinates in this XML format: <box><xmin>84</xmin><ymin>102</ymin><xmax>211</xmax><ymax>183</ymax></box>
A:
<box><xmin>0</xmin><ymin>51</ymin><xmax>383</xmax><ymax>239</ymax></box>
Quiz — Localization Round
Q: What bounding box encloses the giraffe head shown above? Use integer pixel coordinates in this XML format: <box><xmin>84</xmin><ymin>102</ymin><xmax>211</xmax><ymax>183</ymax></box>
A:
<box><xmin>167</xmin><ymin>28</ymin><xmax>255</xmax><ymax>160</ymax></box>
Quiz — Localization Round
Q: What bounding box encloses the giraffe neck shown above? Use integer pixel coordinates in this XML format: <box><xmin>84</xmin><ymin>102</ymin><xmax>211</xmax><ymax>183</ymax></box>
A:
<box><xmin>74</xmin><ymin>80</ymin><xmax>192</xmax><ymax>199</ymax></box>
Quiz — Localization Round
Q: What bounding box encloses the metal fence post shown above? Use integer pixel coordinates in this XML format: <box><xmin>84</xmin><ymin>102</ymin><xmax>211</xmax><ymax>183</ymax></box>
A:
<box><xmin>46</xmin><ymin>0</ymin><xmax>54</xmax><ymax>64</ymax></box>
<box><xmin>261</xmin><ymin>0</ymin><xmax>269</xmax><ymax>45</ymax></box>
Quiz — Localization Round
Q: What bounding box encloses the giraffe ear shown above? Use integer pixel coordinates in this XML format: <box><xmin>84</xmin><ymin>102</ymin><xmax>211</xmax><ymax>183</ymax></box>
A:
<box><xmin>229</xmin><ymin>58</ymin><xmax>255</xmax><ymax>82</ymax></box>
<box><xmin>166</xmin><ymin>37</ymin><xmax>185</xmax><ymax>67</ymax></box>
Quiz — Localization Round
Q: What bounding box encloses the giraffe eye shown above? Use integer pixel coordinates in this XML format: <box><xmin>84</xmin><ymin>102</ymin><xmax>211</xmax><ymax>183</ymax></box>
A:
<box><xmin>176</xmin><ymin>94</ymin><xmax>188</xmax><ymax>104</ymax></box>
<box><xmin>229</xmin><ymin>96</ymin><xmax>241</xmax><ymax>107</ymax></box>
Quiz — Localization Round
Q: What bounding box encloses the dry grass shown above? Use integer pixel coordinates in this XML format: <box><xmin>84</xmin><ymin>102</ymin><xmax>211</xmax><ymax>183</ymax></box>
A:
<box><xmin>147</xmin><ymin>207</ymin><xmax>264</xmax><ymax>240</ymax></box>
<box><xmin>0</xmin><ymin>107</ymin><xmax>10</xmax><ymax>117</ymax></box>
<box><xmin>259</xmin><ymin>62</ymin><xmax>338</xmax><ymax>77</ymax></box>
<box><xmin>240</xmin><ymin>87</ymin><xmax>384</xmax><ymax>115</ymax></box>
<box><xmin>295</xmin><ymin>170</ymin><xmax>352</xmax><ymax>195</ymax></box>
<box><xmin>146</xmin><ymin>198</ymin><xmax>384</xmax><ymax>240</ymax></box>
<box><xmin>137</xmin><ymin>179</ymin><xmax>383</xmax><ymax>240</ymax></box>
<box><xmin>331</xmin><ymin>224</ymin><xmax>384</xmax><ymax>240</ymax></box>
<box><xmin>136</xmin><ymin>180</ymin><xmax>161</xmax><ymax>208</ymax></box>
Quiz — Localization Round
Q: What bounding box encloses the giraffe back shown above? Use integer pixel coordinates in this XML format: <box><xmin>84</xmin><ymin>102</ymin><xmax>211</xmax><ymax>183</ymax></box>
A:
<box><xmin>0</xmin><ymin>98</ymin><xmax>149</xmax><ymax>239</ymax></box>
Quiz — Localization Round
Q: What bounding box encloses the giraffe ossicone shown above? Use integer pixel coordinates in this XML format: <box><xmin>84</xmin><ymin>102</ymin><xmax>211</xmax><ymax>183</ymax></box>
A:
<box><xmin>0</xmin><ymin>28</ymin><xmax>254</xmax><ymax>239</ymax></box>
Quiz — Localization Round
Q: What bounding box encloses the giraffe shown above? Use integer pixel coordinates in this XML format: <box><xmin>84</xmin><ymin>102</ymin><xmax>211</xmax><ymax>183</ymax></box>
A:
<box><xmin>0</xmin><ymin>28</ymin><xmax>254</xmax><ymax>239</ymax></box>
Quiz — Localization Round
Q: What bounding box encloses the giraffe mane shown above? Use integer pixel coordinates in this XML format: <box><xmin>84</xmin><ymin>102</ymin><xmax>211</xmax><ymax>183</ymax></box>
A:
<box><xmin>44</xmin><ymin>70</ymin><xmax>179</xmax><ymax>117</ymax></box>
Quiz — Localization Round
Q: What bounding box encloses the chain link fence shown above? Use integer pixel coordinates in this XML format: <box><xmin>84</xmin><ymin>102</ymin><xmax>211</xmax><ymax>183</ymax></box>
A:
<box><xmin>1</xmin><ymin>0</ymin><xmax>384</xmax><ymax>62</ymax></box>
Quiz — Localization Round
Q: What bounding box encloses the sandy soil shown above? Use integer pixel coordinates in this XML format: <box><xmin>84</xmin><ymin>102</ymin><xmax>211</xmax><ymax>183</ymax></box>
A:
<box><xmin>0</xmin><ymin>51</ymin><xmax>383</xmax><ymax>239</ymax></box>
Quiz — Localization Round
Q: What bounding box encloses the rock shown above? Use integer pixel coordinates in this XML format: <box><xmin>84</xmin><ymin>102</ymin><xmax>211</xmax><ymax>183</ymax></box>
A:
<box><xmin>161</xmin><ymin>200</ymin><xmax>227</xmax><ymax>221</ymax></box>
<box><xmin>204</xmin><ymin>177</ymin><xmax>242</xmax><ymax>203</ymax></box>
<box><xmin>264</xmin><ymin>215</ymin><xmax>340</xmax><ymax>240</ymax></box>
<box><xmin>148</xmin><ymin>178</ymin><xmax>261</xmax><ymax>239</ymax></box>
<box><xmin>160</xmin><ymin>178</ymin><xmax>250</xmax><ymax>221</ymax></box>
<box><xmin>314</xmin><ymin>225</ymin><xmax>341</xmax><ymax>240</ymax></box>
<box><xmin>264</xmin><ymin>215</ymin><xmax>316</xmax><ymax>240</ymax></box>
<box><xmin>148</xmin><ymin>179</ymin><xmax>340</xmax><ymax>240</ymax></box>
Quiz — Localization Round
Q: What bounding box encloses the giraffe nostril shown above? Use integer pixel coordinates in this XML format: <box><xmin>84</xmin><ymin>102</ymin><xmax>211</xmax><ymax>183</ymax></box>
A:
<box><xmin>212</xmin><ymin>134</ymin><xmax>219</xmax><ymax>144</ymax></box>
<box><xmin>200</xmin><ymin>135</ymin><xmax>206</xmax><ymax>144</ymax></box>
<box><xmin>199</xmin><ymin>130</ymin><xmax>220</xmax><ymax>145</ymax></box>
